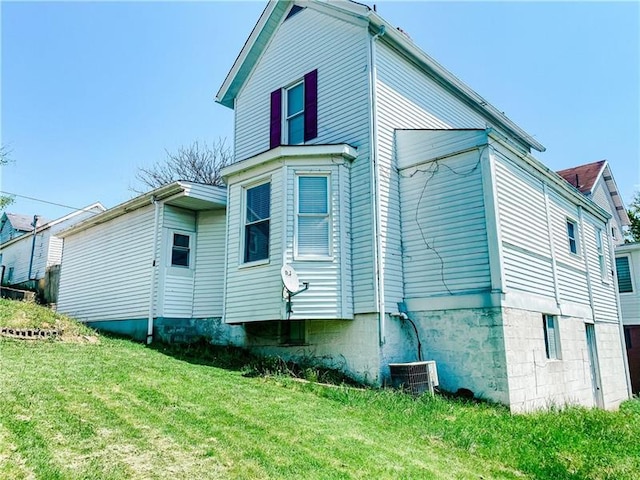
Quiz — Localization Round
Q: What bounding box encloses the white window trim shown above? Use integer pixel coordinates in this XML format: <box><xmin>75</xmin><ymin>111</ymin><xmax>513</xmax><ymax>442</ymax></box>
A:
<box><xmin>241</xmin><ymin>179</ymin><xmax>271</xmax><ymax>267</ymax></box>
<box><xmin>167</xmin><ymin>230</ymin><xmax>195</xmax><ymax>270</ymax></box>
<box><xmin>596</xmin><ymin>228</ymin><xmax>609</xmax><ymax>284</ymax></box>
<box><xmin>543</xmin><ymin>314</ymin><xmax>561</xmax><ymax>360</ymax></box>
<box><xmin>283</xmin><ymin>80</ymin><xmax>304</xmax><ymax>145</ymax></box>
<box><xmin>294</xmin><ymin>172</ymin><xmax>332</xmax><ymax>261</ymax></box>
<box><xmin>615</xmin><ymin>254</ymin><xmax>634</xmax><ymax>295</ymax></box>
<box><xmin>566</xmin><ymin>218</ymin><xmax>579</xmax><ymax>256</ymax></box>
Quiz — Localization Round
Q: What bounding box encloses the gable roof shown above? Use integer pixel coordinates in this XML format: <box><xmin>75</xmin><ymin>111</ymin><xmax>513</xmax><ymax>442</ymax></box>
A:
<box><xmin>557</xmin><ymin>160</ymin><xmax>630</xmax><ymax>226</ymax></box>
<box><xmin>215</xmin><ymin>0</ymin><xmax>546</xmax><ymax>153</ymax></box>
<box><xmin>0</xmin><ymin>203</ymin><xmax>107</xmax><ymax>248</ymax></box>
<box><xmin>557</xmin><ymin>160</ymin><xmax>607</xmax><ymax>195</ymax></box>
<box><xmin>1</xmin><ymin>212</ymin><xmax>49</xmax><ymax>232</ymax></box>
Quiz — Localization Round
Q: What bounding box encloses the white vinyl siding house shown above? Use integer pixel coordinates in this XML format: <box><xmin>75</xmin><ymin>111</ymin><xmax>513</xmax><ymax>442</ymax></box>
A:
<box><xmin>55</xmin><ymin>0</ymin><xmax>629</xmax><ymax>412</ymax></box>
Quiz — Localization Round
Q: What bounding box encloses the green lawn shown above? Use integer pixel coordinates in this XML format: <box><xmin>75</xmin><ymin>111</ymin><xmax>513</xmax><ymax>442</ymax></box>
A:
<box><xmin>1</xmin><ymin>300</ymin><xmax>640</xmax><ymax>479</ymax></box>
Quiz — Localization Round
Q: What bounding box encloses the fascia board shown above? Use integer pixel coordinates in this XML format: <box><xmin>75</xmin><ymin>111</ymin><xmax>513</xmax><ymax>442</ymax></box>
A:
<box><xmin>600</xmin><ymin>163</ymin><xmax>631</xmax><ymax>226</ymax></box>
<box><xmin>216</xmin><ymin>1</ymin><xmax>290</xmax><ymax>109</ymax></box>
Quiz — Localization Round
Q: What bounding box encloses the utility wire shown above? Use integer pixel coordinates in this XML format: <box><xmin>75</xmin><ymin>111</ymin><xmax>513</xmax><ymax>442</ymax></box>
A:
<box><xmin>0</xmin><ymin>191</ymin><xmax>91</xmax><ymax>212</ymax></box>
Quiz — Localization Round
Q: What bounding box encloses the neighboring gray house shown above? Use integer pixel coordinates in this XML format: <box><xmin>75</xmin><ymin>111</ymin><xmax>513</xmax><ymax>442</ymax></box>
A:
<box><xmin>0</xmin><ymin>212</ymin><xmax>48</xmax><ymax>245</ymax></box>
<box><xmin>57</xmin><ymin>0</ymin><xmax>630</xmax><ymax>412</ymax></box>
<box><xmin>0</xmin><ymin>204</ymin><xmax>104</xmax><ymax>296</ymax></box>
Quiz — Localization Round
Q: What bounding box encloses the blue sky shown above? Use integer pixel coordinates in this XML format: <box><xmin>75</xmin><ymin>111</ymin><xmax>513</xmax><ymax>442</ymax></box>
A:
<box><xmin>1</xmin><ymin>1</ymin><xmax>638</xmax><ymax>221</ymax></box>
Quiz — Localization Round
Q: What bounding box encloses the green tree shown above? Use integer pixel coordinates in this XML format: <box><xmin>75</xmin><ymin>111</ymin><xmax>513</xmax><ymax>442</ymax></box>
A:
<box><xmin>626</xmin><ymin>191</ymin><xmax>640</xmax><ymax>243</ymax></box>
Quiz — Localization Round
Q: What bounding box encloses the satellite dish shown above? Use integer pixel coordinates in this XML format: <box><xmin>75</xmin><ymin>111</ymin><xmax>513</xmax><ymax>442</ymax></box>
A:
<box><xmin>281</xmin><ymin>264</ymin><xmax>300</xmax><ymax>293</ymax></box>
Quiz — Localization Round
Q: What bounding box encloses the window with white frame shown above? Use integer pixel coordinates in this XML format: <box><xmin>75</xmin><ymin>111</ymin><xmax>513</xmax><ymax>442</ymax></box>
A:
<box><xmin>171</xmin><ymin>233</ymin><xmax>191</xmax><ymax>267</ymax></box>
<box><xmin>616</xmin><ymin>256</ymin><xmax>633</xmax><ymax>293</ymax></box>
<box><xmin>285</xmin><ymin>82</ymin><xmax>305</xmax><ymax>145</ymax></box>
<box><xmin>244</xmin><ymin>182</ymin><xmax>271</xmax><ymax>263</ymax></box>
<box><xmin>296</xmin><ymin>175</ymin><xmax>330</xmax><ymax>257</ymax></box>
<box><xmin>543</xmin><ymin>314</ymin><xmax>561</xmax><ymax>360</ymax></box>
<box><xmin>596</xmin><ymin>228</ymin><xmax>606</xmax><ymax>281</ymax></box>
<box><xmin>566</xmin><ymin>219</ymin><xmax>578</xmax><ymax>254</ymax></box>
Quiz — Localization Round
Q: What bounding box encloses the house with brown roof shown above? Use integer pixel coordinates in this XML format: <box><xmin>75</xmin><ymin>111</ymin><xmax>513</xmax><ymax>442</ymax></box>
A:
<box><xmin>558</xmin><ymin>160</ymin><xmax>638</xmax><ymax>393</ymax></box>
<box><xmin>557</xmin><ymin>160</ymin><xmax>630</xmax><ymax>245</ymax></box>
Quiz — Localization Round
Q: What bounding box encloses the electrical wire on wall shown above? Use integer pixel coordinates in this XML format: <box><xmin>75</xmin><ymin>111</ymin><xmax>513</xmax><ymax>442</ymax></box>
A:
<box><xmin>398</xmin><ymin>145</ymin><xmax>488</xmax><ymax>294</ymax></box>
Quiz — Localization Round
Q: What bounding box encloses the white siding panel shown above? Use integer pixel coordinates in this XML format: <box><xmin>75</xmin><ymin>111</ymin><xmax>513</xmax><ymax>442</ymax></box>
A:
<box><xmin>376</xmin><ymin>41</ymin><xmax>489</xmax><ymax>309</ymax></box>
<box><xmin>399</xmin><ymin>147</ymin><xmax>490</xmax><ymax>298</ymax></box>
<box><xmin>224</xmin><ymin>170</ymin><xmax>284</xmax><ymax>323</ymax></box>
<box><xmin>283</xmin><ymin>164</ymin><xmax>352</xmax><ymax>319</ymax></box>
<box><xmin>233</xmin><ymin>7</ymin><xmax>375</xmax><ymax>314</ymax></box>
<box><xmin>57</xmin><ymin>205</ymin><xmax>155</xmax><ymax>322</ymax></box>
<box><xmin>47</xmin><ymin>236</ymin><xmax>63</xmax><ymax>267</ymax></box>
<box><xmin>493</xmin><ymin>150</ymin><xmax>556</xmax><ymax>297</ymax></box>
<box><xmin>192</xmin><ymin>210</ymin><xmax>226</xmax><ymax>318</ymax></box>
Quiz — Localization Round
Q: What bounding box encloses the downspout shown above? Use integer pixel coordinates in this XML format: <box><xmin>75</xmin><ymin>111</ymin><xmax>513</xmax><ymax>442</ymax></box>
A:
<box><xmin>147</xmin><ymin>198</ymin><xmax>161</xmax><ymax>344</ymax></box>
<box><xmin>27</xmin><ymin>215</ymin><xmax>38</xmax><ymax>281</ymax></box>
<box><xmin>609</xmin><ymin>225</ymin><xmax>633</xmax><ymax>397</ymax></box>
<box><xmin>369</xmin><ymin>25</ymin><xmax>386</xmax><ymax>346</ymax></box>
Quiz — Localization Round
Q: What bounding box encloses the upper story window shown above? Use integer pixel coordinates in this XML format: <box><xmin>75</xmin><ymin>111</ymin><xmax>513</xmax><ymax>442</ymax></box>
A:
<box><xmin>616</xmin><ymin>256</ymin><xmax>633</xmax><ymax>293</ymax></box>
<box><xmin>244</xmin><ymin>182</ymin><xmax>271</xmax><ymax>263</ymax></box>
<box><xmin>270</xmin><ymin>69</ymin><xmax>318</xmax><ymax>149</ymax></box>
<box><xmin>566</xmin><ymin>219</ymin><xmax>578</xmax><ymax>255</ymax></box>
<box><xmin>171</xmin><ymin>233</ymin><xmax>191</xmax><ymax>267</ymax></box>
<box><xmin>296</xmin><ymin>175</ymin><xmax>330</xmax><ymax>258</ymax></box>
<box><xmin>286</xmin><ymin>82</ymin><xmax>305</xmax><ymax>144</ymax></box>
<box><xmin>596</xmin><ymin>228</ymin><xmax>607</xmax><ymax>281</ymax></box>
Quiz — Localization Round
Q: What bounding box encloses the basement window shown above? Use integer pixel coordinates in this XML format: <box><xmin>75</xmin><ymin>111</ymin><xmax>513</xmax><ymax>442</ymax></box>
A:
<box><xmin>279</xmin><ymin>320</ymin><xmax>306</xmax><ymax>345</ymax></box>
<box><xmin>543</xmin><ymin>314</ymin><xmax>561</xmax><ymax>360</ymax></box>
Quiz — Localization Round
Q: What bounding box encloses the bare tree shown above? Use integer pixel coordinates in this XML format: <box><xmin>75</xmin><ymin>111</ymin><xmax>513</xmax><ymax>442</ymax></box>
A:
<box><xmin>134</xmin><ymin>139</ymin><xmax>232</xmax><ymax>192</ymax></box>
<box><xmin>0</xmin><ymin>145</ymin><xmax>14</xmax><ymax>209</ymax></box>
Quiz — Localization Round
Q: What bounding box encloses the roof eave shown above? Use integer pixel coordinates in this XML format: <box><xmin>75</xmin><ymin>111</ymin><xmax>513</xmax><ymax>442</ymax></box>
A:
<box><xmin>216</xmin><ymin>1</ymin><xmax>291</xmax><ymax>109</ymax></box>
<box><xmin>488</xmin><ymin>131</ymin><xmax>610</xmax><ymax>223</ymax></box>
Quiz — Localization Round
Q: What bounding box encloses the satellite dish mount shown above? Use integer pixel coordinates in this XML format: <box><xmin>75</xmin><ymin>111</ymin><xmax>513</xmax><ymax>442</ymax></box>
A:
<box><xmin>281</xmin><ymin>264</ymin><xmax>309</xmax><ymax>315</ymax></box>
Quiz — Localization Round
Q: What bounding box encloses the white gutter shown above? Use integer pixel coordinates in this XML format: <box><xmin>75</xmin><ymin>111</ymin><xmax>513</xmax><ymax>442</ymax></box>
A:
<box><xmin>147</xmin><ymin>198</ymin><xmax>161</xmax><ymax>344</ymax></box>
<box><xmin>59</xmin><ymin>183</ymin><xmax>184</xmax><ymax>238</ymax></box>
<box><xmin>369</xmin><ymin>25</ymin><xmax>386</xmax><ymax>345</ymax></box>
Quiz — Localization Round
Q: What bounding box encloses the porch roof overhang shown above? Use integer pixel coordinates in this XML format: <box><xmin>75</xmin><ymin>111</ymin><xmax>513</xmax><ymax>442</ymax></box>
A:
<box><xmin>59</xmin><ymin>181</ymin><xmax>227</xmax><ymax>238</ymax></box>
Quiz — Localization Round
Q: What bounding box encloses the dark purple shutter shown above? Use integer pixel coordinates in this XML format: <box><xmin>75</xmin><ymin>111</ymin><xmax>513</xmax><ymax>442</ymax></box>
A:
<box><xmin>270</xmin><ymin>89</ymin><xmax>282</xmax><ymax>149</ymax></box>
<box><xmin>304</xmin><ymin>69</ymin><xmax>318</xmax><ymax>142</ymax></box>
